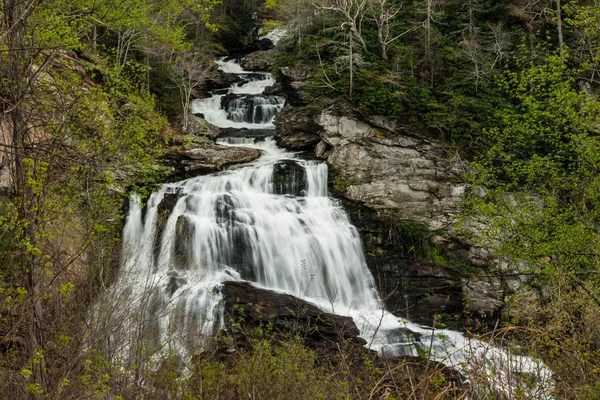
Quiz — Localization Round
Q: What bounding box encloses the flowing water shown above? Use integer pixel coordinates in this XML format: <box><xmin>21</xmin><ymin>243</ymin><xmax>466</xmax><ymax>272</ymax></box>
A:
<box><xmin>114</xmin><ymin>56</ymin><xmax>554</xmax><ymax>398</ymax></box>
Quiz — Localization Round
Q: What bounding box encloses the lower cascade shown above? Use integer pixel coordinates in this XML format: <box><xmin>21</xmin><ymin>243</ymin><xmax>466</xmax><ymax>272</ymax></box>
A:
<box><xmin>113</xmin><ymin>57</ymin><xmax>553</xmax><ymax>398</ymax></box>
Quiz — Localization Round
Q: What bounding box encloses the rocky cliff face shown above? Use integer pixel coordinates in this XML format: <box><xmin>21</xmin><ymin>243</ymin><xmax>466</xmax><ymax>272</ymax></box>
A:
<box><xmin>274</xmin><ymin>101</ymin><xmax>529</xmax><ymax>329</ymax></box>
<box><xmin>318</xmin><ymin>111</ymin><xmax>467</xmax><ymax>231</ymax></box>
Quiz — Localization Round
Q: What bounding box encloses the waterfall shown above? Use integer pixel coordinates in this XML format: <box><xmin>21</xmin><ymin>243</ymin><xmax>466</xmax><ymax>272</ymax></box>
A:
<box><xmin>191</xmin><ymin>60</ymin><xmax>284</xmax><ymax>128</ymax></box>
<box><xmin>114</xmin><ymin>57</ymin><xmax>554</xmax><ymax>398</ymax></box>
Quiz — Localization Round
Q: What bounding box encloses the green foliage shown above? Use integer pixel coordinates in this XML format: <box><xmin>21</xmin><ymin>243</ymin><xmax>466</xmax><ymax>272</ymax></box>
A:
<box><xmin>460</xmin><ymin>44</ymin><xmax>600</xmax><ymax>396</ymax></box>
<box><xmin>466</xmin><ymin>49</ymin><xmax>600</xmax><ymax>278</ymax></box>
<box><xmin>352</xmin><ymin>70</ymin><xmax>405</xmax><ymax>118</ymax></box>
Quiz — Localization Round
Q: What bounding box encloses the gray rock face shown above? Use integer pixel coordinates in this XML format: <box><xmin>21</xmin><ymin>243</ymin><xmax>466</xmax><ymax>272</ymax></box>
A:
<box><xmin>240</xmin><ymin>50</ymin><xmax>277</xmax><ymax>71</ymax></box>
<box><xmin>186</xmin><ymin>115</ymin><xmax>221</xmax><ymax>140</ymax></box>
<box><xmin>274</xmin><ymin>106</ymin><xmax>321</xmax><ymax>149</ymax></box>
<box><xmin>274</xmin><ymin>63</ymin><xmax>315</xmax><ymax>105</ymax></box>
<box><xmin>319</xmin><ymin>111</ymin><xmax>467</xmax><ymax>231</ymax></box>
<box><xmin>317</xmin><ymin>108</ymin><xmax>528</xmax><ymax>326</ymax></box>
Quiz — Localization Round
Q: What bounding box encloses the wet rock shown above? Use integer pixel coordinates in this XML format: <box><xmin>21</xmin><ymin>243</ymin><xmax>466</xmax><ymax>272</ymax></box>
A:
<box><xmin>204</xmin><ymin>69</ymin><xmax>241</xmax><ymax>91</ymax></box>
<box><xmin>154</xmin><ymin>192</ymin><xmax>183</xmax><ymax>265</ymax></box>
<box><xmin>219</xmin><ymin>128</ymin><xmax>275</xmax><ymax>142</ymax></box>
<box><xmin>314</xmin><ymin>140</ymin><xmax>332</xmax><ymax>159</ymax></box>
<box><xmin>174</xmin><ymin>215</ymin><xmax>194</xmax><ymax>268</ymax></box>
<box><xmin>222</xmin><ymin>281</ymin><xmax>365</xmax><ymax>348</ymax></box>
<box><xmin>272</xmin><ymin>160</ymin><xmax>307</xmax><ymax>196</ymax></box>
<box><xmin>230</xmin><ymin>37</ymin><xmax>274</xmax><ymax>54</ymax></box>
<box><xmin>162</xmin><ymin>141</ymin><xmax>261</xmax><ymax>180</ymax></box>
<box><xmin>263</xmin><ymin>82</ymin><xmax>283</xmax><ymax>96</ymax></box>
<box><xmin>167</xmin><ymin>270</ymin><xmax>187</xmax><ymax>296</ymax></box>
<box><xmin>275</xmin><ymin>106</ymin><xmax>321</xmax><ymax>149</ymax></box>
<box><xmin>221</xmin><ymin>94</ymin><xmax>282</xmax><ymax>124</ymax></box>
<box><xmin>241</xmin><ymin>49</ymin><xmax>277</xmax><ymax>71</ymax></box>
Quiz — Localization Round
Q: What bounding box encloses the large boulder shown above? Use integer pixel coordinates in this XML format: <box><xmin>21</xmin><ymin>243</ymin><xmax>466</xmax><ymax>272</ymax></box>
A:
<box><xmin>273</xmin><ymin>63</ymin><xmax>315</xmax><ymax>105</ymax></box>
<box><xmin>240</xmin><ymin>49</ymin><xmax>277</xmax><ymax>71</ymax></box>
<box><xmin>274</xmin><ymin>106</ymin><xmax>321</xmax><ymax>149</ymax></box>
<box><xmin>222</xmin><ymin>281</ymin><xmax>365</xmax><ymax>348</ymax></box>
<box><xmin>162</xmin><ymin>140</ymin><xmax>261</xmax><ymax>179</ymax></box>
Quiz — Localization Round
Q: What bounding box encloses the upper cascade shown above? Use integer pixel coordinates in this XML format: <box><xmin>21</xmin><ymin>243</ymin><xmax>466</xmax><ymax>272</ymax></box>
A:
<box><xmin>192</xmin><ymin>58</ymin><xmax>284</xmax><ymax>128</ymax></box>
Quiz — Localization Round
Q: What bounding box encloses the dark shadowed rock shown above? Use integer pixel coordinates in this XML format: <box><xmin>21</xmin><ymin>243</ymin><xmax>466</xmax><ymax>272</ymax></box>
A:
<box><xmin>222</xmin><ymin>281</ymin><xmax>365</xmax><ymax>348</ymax></box>
<box><xmin>275</xmin><ymin>106</ymin><xmax>321</xmax><ymax>149</ymax></box>
<box><xmin>230</xmin><ymin>37</ymin><xmax>274</xmax><ymax>54</ymax></box>
<box><xmin>154</xmin><ymin>192</ymin><xmax>183</xmax><ymax>266</ymax></box>
<box><xmin>204</xmin><ymin>69</ymin><xmax>241</xmax><ymax>91</ymax></box>
<box><xmin>275</xmin><ymin>63</ymin><xmax>315</xmax><ymax>105</ymax></box>
<box><xmin>218</xmin><ymin>128</ymin><xmax>275</xmax><ymax>142</ymax></box>
<box><xmin>256</xmin><ymin>37</ymin><xmax>274</xmax><ymax>50</ymax></box>
<box><xmin>272</xmin><ymin>160</ymin><xmax>307</xmax><ymax>196</ymax></box>
<box><xmin>174</xmin><ymin>215</ymin><xmax>194</xmax><ymax>268</ymax></box>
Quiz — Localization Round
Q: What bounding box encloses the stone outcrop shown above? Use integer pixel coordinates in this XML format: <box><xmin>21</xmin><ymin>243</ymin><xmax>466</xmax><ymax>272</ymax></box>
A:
<box><xmin>241</xmin><ymin>49</ymin><xmax>277</xmax><ymax>71</ymax></box>
<box><xmin>222</xmin><ymin>281</ymin><xmax>365</xmax><ymax>348</ymax></box>
<box><xmin>186</xmin><ymin>114</ymin><xmax>221</xmax><ymax>140</ymax></box>
<box><xmin>274</xmin><ymin>106</ymin><xmax>321</xmax><ymax>149</ymax></box>
<box><xmin>271</xmin><ymin>63</ymin><xmax>315</xmax><ymax>106</ymax></box>
<box><xmin>203</xmin><ymin>69</ymin><xmax>240</xmax><ymax>92</ymax></box>
<box><xmin>308</xmin><ymin>107</ymin><xmax>528</xmax><ymax>328</ymax></box>
<box><xmin>162</xmin><ymin>137</ymin><xmax>261</xmax><ymax>179</ymax></box>
<box><xmin>319</xmin><ymin>110</ymin><xmax>468</xmax><ymax>231</ymax></box>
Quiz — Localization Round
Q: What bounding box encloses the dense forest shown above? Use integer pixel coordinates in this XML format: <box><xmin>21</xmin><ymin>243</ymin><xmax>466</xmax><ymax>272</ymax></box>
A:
<box><xmin>2</xmin><ymin>0</ymin><xmax>600</xmax><ymax>398</ymax></box>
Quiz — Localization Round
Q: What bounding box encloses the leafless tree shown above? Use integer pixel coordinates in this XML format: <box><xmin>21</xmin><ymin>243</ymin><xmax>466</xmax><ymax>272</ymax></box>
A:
<box><xmin>371</xmin><ymin>0</ymin><xmax>420</xmax><ymax>60</ymax></box>
<box><xmin>171</xmin><ymin>48</ymin><xmax>215</xmax><ymax>133</ymax></box>
<box><xmin>313</xmin><ymin>0</ymin><xmax>369</xmax><ymax>53</ymax></box>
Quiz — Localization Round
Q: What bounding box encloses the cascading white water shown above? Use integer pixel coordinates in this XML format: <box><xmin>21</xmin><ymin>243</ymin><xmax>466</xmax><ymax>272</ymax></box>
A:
<box><xmin>191</xmin><ymin>60</ymin><xmax>284</xmax><ymax>128</ymax></box>
<box><xmin>116</xmin><ymin>57</ymin><xmax>554</xmax><ymax>398</ymax></box>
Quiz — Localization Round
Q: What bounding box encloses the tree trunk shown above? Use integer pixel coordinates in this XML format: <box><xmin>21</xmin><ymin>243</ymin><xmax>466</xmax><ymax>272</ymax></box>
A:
<box><xmin>348</xmin><ymin>31</ymin><xmax>353</xmax><ymax>100</ymax></box>
<box><xmin>556</xmin><ymin>0</ymin><xmax>564</xmax><ymax>63</ymax></box>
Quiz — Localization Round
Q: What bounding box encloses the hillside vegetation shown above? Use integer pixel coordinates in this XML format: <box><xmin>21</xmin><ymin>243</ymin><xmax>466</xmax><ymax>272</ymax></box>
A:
<box><xmin>268</xmin><ymin>0</ymin><xmax>600</xmax><ymax>396</ymax></box>
<box><xmin>2</xmin><ymin>0</ymin><xmax>600</xmax><ymax>398</ymax></box>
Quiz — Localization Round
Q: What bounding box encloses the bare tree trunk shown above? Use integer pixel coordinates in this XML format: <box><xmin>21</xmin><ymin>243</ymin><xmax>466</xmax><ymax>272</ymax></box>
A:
<box><xmin>425</xmin><ymin>0</ymin><xmax>433</xmax><ymax>87</ymax></box>
<box><xmin>349</xmin><ymin>32</ymin><xmax>353</xmax><ymax>100</ymax></box>
<box><xmin>556</xmin><ymin>0</ymin><xmax>564</xmax><ymax>63</ymax></box>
